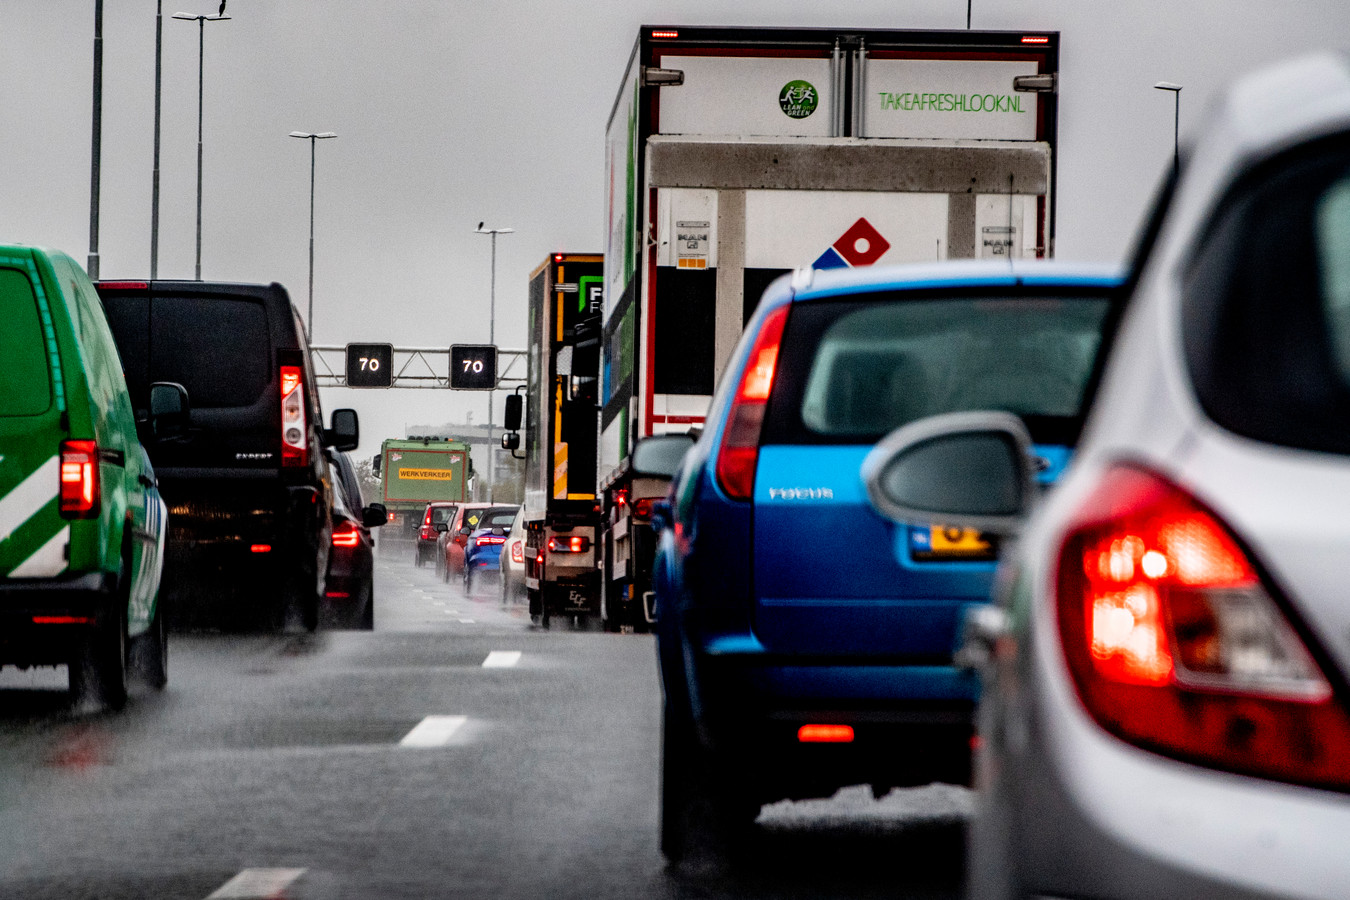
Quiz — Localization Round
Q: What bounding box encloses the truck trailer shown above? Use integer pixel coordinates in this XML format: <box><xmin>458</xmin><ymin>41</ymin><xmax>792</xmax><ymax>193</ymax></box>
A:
<box><xmin>376</xmin><ymin>437</ymin><xmax>473</xmax><ymax>547</ymax></box>
<box><xmin>597</xmin><ymin>25</ymin><xmax>1061</xmax><ymax>627</ymax></box>
<box><xmin>518</xmin><ymin>254</ymin><xmax>604</xmax><ymax>627</ymax></box>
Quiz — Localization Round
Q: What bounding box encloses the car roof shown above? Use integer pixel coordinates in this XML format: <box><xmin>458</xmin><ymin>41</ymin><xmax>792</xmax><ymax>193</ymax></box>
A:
<box><xmin>771</xmin><ymin>259</ymin><xmax>1126</xmax><ymax>305</ymax></box>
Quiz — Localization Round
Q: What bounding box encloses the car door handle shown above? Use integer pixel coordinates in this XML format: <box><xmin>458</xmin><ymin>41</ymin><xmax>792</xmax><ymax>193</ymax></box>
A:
<box><xmin>955</xmin><ymin>604</ymin><xmax>1010</xmax><ymax>672</ymax></box>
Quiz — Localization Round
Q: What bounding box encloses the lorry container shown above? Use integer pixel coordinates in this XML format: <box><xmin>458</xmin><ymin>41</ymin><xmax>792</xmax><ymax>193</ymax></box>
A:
<box><xmin>598</xmin><ymin>25</ymin><xmax>1061</xmax><ymax>628</ymax></box>
<box><xmin>377</xmin><ymin>437</ymin><xmax>472</xmax><ymax>546</ymax></box>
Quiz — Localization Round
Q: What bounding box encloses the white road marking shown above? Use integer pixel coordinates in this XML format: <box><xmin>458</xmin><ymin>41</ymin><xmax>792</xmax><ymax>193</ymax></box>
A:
<box><xmin>206</xmin><ymin>868</ymin><xmax>306</xmax><ymax>899</ymax></box>
<box><xmin>482</xmin><ymin>651</ymin><xmax>521</xmax><ymax>668</ymax></box>
<box><xmin>458</xmin><ymin>618</ymin><xmax>476</xmax><ymax>624</ymax></box>
<box><xmin>399</xmin><ymin>715</ymin><xmax>468</xmax><ymax>747</ymax></box>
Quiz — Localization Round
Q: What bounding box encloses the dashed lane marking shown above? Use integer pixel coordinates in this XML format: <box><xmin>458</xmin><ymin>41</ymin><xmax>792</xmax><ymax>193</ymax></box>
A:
<box><xmin>206</xmin><ymin>868</ymin><xmax>306</xmax><ymax>899</ymax></box>
<box><xmin>399</xmin><ymin>715</ymin><xmax>468</xmax><ymax>747</ymax></box>
<box><xmin>482</xmin><ymin>651</ymin><xmax>521</xmax><ymax>668</ymax></box>
<box><xmin>458</xmin><ymin>618</ymin><xmax>476</xmax><ymax>624</ymax></box>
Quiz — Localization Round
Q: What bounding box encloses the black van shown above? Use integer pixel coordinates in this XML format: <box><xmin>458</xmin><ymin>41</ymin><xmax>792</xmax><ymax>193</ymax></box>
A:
<box><xmin>95</xmin><ymin>280</ymin><xmax>357</xmax><ymax>630</ymax></box>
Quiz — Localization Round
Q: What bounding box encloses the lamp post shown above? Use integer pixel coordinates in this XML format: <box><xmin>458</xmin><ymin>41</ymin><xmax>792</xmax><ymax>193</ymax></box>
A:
<box><xmin>1154</xmin><ymin>81</ymin><xmax>1182</xmax><ymax>178</ymax></box>
<box><xmin>173</xmin><ymin>10</ymin><xmax>230</xmax><ymax>281</ymax></box>
<box><xmin>151</xmin><ymin>1</ymin><xmax>163</xmax><ymax>279</ymax></box>
<box><xmin>289</xmin><ymin>132</ymin><xmax>338</xmax><ymax>339</ymax></box>
<box><xmin>474</xmin><ymin>223</ymin><xmax>514</xmax><ymax>500</ymax></box>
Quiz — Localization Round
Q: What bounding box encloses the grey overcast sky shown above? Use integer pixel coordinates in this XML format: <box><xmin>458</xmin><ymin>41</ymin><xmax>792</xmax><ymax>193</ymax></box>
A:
<box><xmin>4</xmin><ymin>1</ymin><xmax>1348</xmax><ymax>457</ymax></box>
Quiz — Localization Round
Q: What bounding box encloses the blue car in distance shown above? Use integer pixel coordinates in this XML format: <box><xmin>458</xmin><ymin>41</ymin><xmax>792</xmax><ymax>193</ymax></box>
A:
<box><xmin>462</xmin><ymin>505</ymin><xmax>519</xmax><ymax>596</ymax></box>
<box><xmin>651</xmin><ymin>259</ymin><xmax>1124</xmax><ymax>861</ymax></box>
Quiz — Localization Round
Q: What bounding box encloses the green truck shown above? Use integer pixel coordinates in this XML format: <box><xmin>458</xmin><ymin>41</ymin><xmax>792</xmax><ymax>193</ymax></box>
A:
<box><xmin>376</xmin><ymin>437</ymin><xmax>473</xmax><ymax>543</ymax></box>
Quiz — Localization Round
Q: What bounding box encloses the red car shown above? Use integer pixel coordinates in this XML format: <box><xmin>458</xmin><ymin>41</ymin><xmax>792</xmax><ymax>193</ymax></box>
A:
<box><xmin>416</xmin><ymin>502</ymin><xmax>458</xmax><ymax>569</ymax></box>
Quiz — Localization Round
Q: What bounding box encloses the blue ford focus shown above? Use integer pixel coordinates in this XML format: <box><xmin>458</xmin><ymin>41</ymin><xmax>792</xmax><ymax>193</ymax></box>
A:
<box><xmin>651</xmin><ymin>259</ymin><xmax>1124</xmax><ymax>860</ymax></box>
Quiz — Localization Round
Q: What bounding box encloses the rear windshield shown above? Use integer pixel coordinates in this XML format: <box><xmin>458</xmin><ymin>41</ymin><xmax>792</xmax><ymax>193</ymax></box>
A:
<box><xmin>1184</xmin><ymin>133</ymin><xmax>1350</xmax><ymax>456</ymax></box>
<box><xmin>764</xmin><ymin>291</ymin><xmax>1113</xmax><ymax>446</ymax></box>
<box><xmin>100</xmin><ymin>290</ymin><xmax>272</xmax><ymax>409</ymax></box>
<box><xmin>480</xmin><ymin>508</ymin><xmax>518</xmax><ymax>529</ymax></box>
<box><xmin>0</xmin><ymin>267</ymin><xmax>52</xmax><ymax>417</ymax></box>
<box><xmin>430</xmin><ymin>505</ymin><xmax>457</xmax><ymax>525</ymax></box>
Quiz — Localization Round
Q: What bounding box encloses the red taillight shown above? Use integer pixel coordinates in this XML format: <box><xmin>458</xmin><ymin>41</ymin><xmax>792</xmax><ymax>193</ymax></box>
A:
<box><xmin>95</xmin><ymin>281</ymin><xmax>149</xmax><ymax>290</ymax></box>
<box><xmin>798</xmin><ymin>724</ymin><xmax>854</xmax><ymax>743</ymax></box>
<box><xmin>633</xmin><ymin>498</ymin><xmax>653</xmax><ymax>521</ymax></box>
<box><xmin>280</xmin><ymin>365</ymin><xmax>308</xmax><ymax>468</ymax></box>
<box><xmin>59</xmin><ymin>440</ymin><xmax>99</xmax><ymax>518</ymax></box>
<box><xmin>511</xmin><ymin>541</ymin><xmax>524</xmax><ymax>563</ymax></box>
<box><xmin>1021</xmin><ymin>35</ymin><xmax>1050</xmax><ymax>44</ymax></box>
<box><xmin>715</xmin><ymin>305</ymin><xmax>789</xmax><ymax>501</ymax></box>
<box><xmin>547</xmin><ymin>535</ymin><xmax>590</xmax><ymax>553</ymax></box>
<box><xmin>651</xmin><ymin>29</ymin><xmax>678</xmax><ymax>38</ymax></box>
<box><xmin>475</xmin><ymin>535</ymin><xmax>506</xmax><ymax>547</ymax></box>
<box><xmin>1056</xmin><ymin>465</ymin><xmax>1350</xmax><ymax>791</ymax></box>
<box><xmin>250</xmin><ymin>544</ymin><xmax>272</xmax><ymax>553</ymax></box>
<box><xmin>332</xmin><ymin>520</ymin><xmax>360</xmax><ymax>548</ymax></box>
<box><xmin>32</xmin><ymin>615</ymin><xmax>94</xmax><ymax>625</ymax></box>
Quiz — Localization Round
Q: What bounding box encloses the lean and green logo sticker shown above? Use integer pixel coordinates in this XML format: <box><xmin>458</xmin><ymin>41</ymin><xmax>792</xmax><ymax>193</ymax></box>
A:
<box><xmin>779</xmin><ymin>80</ymin><xmax>818</xmax><ymax>119</ymax></box>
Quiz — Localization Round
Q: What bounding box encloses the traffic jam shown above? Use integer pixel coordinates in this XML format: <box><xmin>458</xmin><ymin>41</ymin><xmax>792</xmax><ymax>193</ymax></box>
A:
<box><xmin>2</xmin><ymin>11</ymin><xmax>1349</xmax><ymax>900</ymax></box>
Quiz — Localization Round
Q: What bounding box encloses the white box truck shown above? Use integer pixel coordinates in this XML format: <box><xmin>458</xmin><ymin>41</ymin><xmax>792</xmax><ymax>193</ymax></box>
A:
<box><xmin>597</xmin><ymin>25</ymin><xmax>1061</xmax><ymax>629</ymax></box>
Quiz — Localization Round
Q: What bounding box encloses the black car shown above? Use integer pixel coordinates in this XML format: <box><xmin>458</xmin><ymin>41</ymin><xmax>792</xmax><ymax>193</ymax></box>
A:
<box><xmin>95</xmin><ymin>279</ymin><xmax>359</xmax><ymax>630</ymax></box>
<box><xmin>323</xmin><ymin>450</ymin><xmax>384</xmax><ymax>629</ymax></box>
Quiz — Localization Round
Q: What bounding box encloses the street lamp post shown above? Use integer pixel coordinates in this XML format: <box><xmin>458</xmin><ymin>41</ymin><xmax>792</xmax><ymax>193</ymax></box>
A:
<box><xmin>1154</xmin><ymin>81</ymin><xmax>1182</xmax><ymax>178</ymax></box>
<box><xmin>173</xmin><ymin>10</ymin><xmax>230</xmax><ymax>281</ymax></box>
<box><xmin>289</xmin><ymin>132</ymin><xmax>338</xmax><ymax>339</ymax></box>
<box><xmin>474</xmin><ymin>223</ymin><xmax>514</xmax><ymax>500</ymax></box>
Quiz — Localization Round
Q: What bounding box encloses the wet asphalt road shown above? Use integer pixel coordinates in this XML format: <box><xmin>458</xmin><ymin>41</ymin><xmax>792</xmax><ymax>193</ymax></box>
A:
<box><xmin>0</xmin><ymin>545</ymin><xmax>968</xmax><ymax>900</ymax></box>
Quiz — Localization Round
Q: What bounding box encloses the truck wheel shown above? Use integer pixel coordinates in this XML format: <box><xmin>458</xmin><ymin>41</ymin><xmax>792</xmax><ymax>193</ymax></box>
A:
<box><xmin>129</xmin><ymin>597</ymin><xmax>168</xmax><ymax>690</ymax></box>
<box><xmin>70</xmin><ymin>610</ymin><xmax>129</xmax><ymax>712</ymax></box>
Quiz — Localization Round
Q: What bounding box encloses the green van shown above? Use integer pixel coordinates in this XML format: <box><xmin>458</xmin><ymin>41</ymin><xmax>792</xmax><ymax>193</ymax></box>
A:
<box><xmin>0</xmin><ymin>245</ymin><xmax>167</xmax><ymax>710</ymax></box>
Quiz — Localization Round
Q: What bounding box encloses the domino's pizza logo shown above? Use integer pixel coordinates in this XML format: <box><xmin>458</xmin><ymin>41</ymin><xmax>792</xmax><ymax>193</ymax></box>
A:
<box><xmin>813</xmin><ymin>217</ymin><xmax>891</xmax><ymax>269</ymax></box>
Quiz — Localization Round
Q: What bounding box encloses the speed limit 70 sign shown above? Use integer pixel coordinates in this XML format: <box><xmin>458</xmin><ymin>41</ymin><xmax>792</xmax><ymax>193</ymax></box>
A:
<box><xmin>450</xmin><ymin>344</ymin><xmax>497</xmax><ymax>390</ymax></box>
<box><xmin>345</xmin><ymin>343</ymin><xmax>393</xmax><ymax>387</ymax></box>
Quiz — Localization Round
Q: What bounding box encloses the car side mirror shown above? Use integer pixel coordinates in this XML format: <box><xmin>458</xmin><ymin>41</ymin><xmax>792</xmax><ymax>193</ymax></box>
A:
<box><xmin>363</xmin><ymin>503</ymin><xmax>387</xmax><ymax>528</ymax></box>
<box><xmin>149</xmin><ymin>382</ymin><xmax>190</xmax><ymax>440</ymax></box>
<box><xmin>434</xmin><ymin>522</ymin><xmax>448</xmax><ymax>533</ymax></box>
<box><xmin>861</xmin><ymin>411</ymin><xmax>1036</xmax><ymax>536</ymax></box>
<box><xmin>326</xmin><ymin>408</ymin><xmax>359</xmax><ymax>451</ymax></box>
<box><xmin>501</xmin><ymin>432</ymin><xmax>520</xmax><ymax>451</ymax></box>
<box><xmin>631</xmin><ymin>433</ymin><xmax>696</xmax><ymax>478</ymax></box>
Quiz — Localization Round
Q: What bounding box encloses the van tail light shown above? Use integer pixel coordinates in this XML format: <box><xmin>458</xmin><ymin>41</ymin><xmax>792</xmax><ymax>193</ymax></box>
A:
<box><xmin>715</xmin><ymin>304</ymin><xmax>789</xmax><ymax>501</ymax></box>
<box><xmin>332</xmin><ymin>519</ymin><xmax>360</xmax><ymax>548</ymax></box>
<box><xmin>59</xmin><ymin>440</ymin><xmax>100</xmax><ymax>518</ymax></box>
<box><xmin>280</xmin><ymin>365</ymin><xmax>308</xmax><ymax>468</ymax></box>
<box><xmin>511</xmin><ymin>540</ymin><xmax>524</xmax><ymax>563</ymax></box>
<box><xmin>1056</xmin><ymin>465</ymin><xmax>1350</xmax><ymax>791</ymax></box>
<box><xmin>547</xmin><ymin>535</ymin><xmax>590</xmax><ymax>553</ymax></box>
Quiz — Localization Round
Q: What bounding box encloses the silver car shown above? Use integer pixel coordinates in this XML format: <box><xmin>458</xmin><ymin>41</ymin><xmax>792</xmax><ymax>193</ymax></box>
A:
<box><xmin>865</xmin><ymin>52</ymin><xmax>1350</xmax><ymax>899</ymax></box>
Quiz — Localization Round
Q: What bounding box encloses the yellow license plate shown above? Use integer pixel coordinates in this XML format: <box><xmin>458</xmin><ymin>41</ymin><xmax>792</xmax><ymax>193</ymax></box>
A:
<box><xmin>912</xmin><ymin>525</ymin><xmax>995</xmax><ymax>560</ymax></box>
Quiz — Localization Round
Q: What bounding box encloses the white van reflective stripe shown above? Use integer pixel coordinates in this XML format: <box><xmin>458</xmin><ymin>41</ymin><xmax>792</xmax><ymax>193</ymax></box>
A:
<box><xmin>0</xmin><ymin>455</ymin><xmax>59</xmax><ymax>543</ymax></box>
<box><xmin>9</xmin><ymin>525</ymin><xmax>68</xmax><ymax>578</ymax></box>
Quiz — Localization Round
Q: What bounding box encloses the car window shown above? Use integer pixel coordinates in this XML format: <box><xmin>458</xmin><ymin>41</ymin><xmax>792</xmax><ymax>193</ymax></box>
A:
<box><xmin>462</xmin><ymin>508</ymin><xmax>487</xmax><ymax>530</ymax></box>
<box><xmin>481</xmin><ymin>509</ymin><xmax>517</xmax><ymax>529</ymax></box>
<box><xmin>149</xmin><ymin>294</ymin><xmax>271</xmax><ymax>408</ymax></box>
<box><xmin>0</xmin><ymin>266</ymin><xmax>51</xmax><ymax>417</ymax></box>
<box><xmin>431</xmin><ymin>506</ymin><xmax>457</xmax><ymax>525</ymax></box>
<box><xmin>764</xmin><ymin>292</ymin><xmax>1112</xmax><ymax>446</ymax></box>
<box><xmin>1184</xmin><ymin>133</ymin><xmax>1350</xmax><ymax>456</ymax></box>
